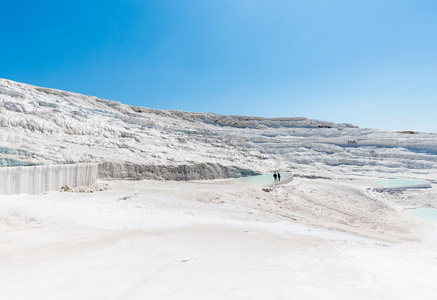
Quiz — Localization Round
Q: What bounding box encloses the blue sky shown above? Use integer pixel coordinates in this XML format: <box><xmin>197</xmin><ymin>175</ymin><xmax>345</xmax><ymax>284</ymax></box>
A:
<box><xmin>1</xmin><ymin>0</ymin><xmax>437</xmax><ymax>132</ymax></box>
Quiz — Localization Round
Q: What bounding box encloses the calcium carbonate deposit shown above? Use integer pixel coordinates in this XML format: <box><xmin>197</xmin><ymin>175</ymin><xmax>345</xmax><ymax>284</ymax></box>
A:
<box><xmin>1</xmin><ymin>78</ymin><xmax>437</xmax><ymax>300</ymax></box>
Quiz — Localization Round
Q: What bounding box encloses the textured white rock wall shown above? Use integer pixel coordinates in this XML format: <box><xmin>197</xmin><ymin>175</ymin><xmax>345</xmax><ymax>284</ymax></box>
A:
<box><xmin>98</xmin><ymin>161</ymin><xmax>260</xmax><ymax>181</ymax></box>
<box><xmin>0</xmin><ymin>163</ymin><xmax>97</xmax><ymax>194</ymax></box>
<box><xmin>2</xmin><ymin>78</ymin><xmax>437</xmax><ymax>176</ymax></box>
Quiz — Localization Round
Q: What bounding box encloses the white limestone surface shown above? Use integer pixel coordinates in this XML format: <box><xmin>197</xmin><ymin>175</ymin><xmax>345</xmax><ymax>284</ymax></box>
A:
<box><xmin>0</xmin><ymin>178</ymin><xmax>436</xmax><ymax>300</ymax></box>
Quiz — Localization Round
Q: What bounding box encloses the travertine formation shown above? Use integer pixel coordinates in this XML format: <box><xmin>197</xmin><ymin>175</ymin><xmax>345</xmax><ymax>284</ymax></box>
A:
<box><xmin>1</xmin><ymin>78</ymin><xmax>437</xmax><ymax>181</ymax></box>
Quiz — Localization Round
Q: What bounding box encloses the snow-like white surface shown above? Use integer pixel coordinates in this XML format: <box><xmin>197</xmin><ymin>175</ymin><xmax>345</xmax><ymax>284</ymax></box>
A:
<box><xmin>1</xmin><ymin>178</ymin><xmax>436</xmax><ymax>299</ymax></box>
<box><xmin>1</xmin><ymin>78</ymin><xmax>437</xmax><ymax>299</ymax></box>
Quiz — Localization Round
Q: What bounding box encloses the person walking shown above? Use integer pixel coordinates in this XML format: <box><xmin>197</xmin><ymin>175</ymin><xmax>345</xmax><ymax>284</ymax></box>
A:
<box><xmin>277</xmin><ymin>172</ymin><xmax>281</xmax><ymax>181</ymax></box>
<box><xmin>273</xmin><ymin>172</ymin><xmax>278</xmax><ymax>181</ymax></box>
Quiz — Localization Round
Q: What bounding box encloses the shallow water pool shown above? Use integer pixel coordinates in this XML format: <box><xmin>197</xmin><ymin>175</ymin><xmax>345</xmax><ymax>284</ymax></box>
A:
<box><xmin>238</xmin><ymin>173</ymin><xmax>290</xmax><ymax>187</ymax></box>
<box><xmin>374</xmin><ymin>178</ymin><xmax>431</xmax><ymax>189</ymax></box>
<box><xmin>406</xmin><ymin>208</ymin><xmax>437</xmax><ymax>222</ymax></box>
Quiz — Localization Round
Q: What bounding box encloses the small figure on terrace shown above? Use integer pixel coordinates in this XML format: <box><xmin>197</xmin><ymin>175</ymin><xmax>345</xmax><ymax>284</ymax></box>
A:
<box><xmin>273</xmin><ymin>172</ymin><xmax>278</xmax><ymax>181</ymax></box>
<box><xmin>277</xmin><ymin>172</ymin><xmax>281</xmax><ymax>181</ymax></box>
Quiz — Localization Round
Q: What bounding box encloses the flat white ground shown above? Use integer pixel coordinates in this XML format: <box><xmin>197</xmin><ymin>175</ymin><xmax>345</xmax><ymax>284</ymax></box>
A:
<box><xmin>1</xmin><ymin>176</ymin><xmax>436</xmax><ymax>300</ymax></box>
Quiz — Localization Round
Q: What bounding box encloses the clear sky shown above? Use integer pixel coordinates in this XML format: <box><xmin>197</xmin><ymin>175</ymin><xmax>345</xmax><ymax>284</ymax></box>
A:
<box><xmin>1</xmin><ymin>0</ymin><xmax>437</xmax><ymax>132</ymax></box>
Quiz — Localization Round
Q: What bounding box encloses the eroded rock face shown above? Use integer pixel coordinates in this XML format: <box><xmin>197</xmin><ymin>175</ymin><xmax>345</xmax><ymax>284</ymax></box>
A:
<box><xmin>98</xmin><ymin>161</ymin><xmax>260</xmax><ymax>181</ymax></box>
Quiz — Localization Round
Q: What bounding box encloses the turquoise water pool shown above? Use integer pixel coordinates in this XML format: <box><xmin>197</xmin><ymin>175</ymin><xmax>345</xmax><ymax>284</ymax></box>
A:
<box><xmin>407</xmin><ymin>208</ymin><xmax>437</xmax><ymax>222</ymax></box>
<box><xmin>238</xmin><ymin>173</ymin><xmax>290</xmax><ymax>186</ymax></box>
<box><xmin>375</xmin><ymin>178</ymin><xmax>431</xmax><ymax>189</ymax></box>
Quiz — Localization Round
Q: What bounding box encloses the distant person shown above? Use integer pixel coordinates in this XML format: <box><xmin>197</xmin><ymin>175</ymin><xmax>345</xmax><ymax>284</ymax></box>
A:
<box><xmin>273</xmin><ymin>172</ymin><xmax>277</xmax><ymax>181</ymax></box>
<box><xmin>277</xmin><ymin>173</ymin><xmax>281</xmax><ymax>181</ymax></box>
